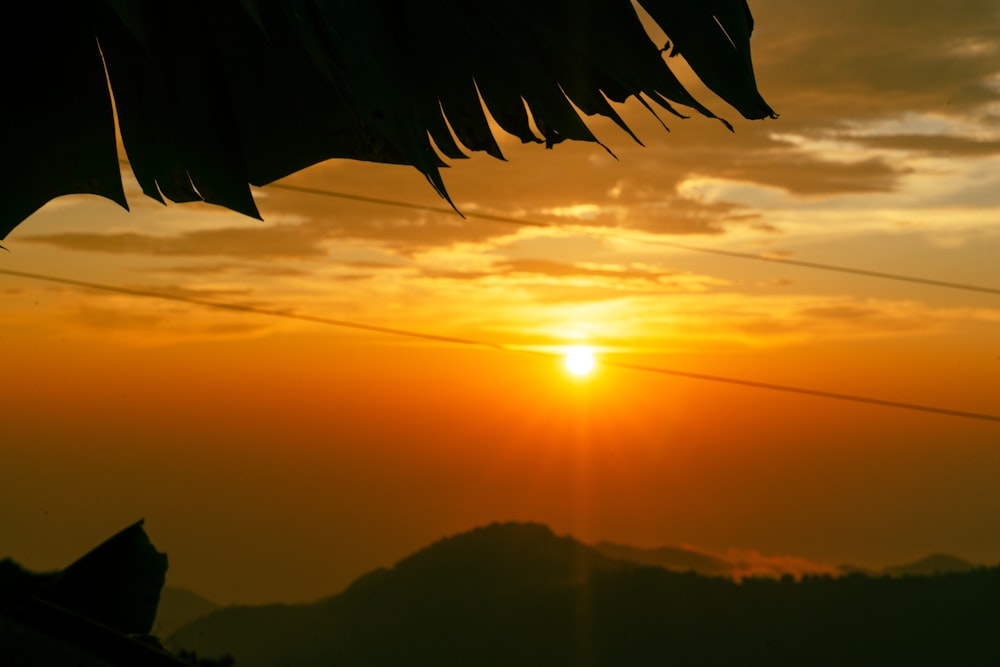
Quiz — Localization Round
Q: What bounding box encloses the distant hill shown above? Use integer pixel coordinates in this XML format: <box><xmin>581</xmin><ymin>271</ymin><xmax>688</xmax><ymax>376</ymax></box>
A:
<box><xmin>171</xmin><ymin>522</ymin><xmax>626</xmax><ymax>667</ymax></box>
<box><xmin>884</xmin><ymin>553</ymin><xmax>980</xmax><ymax>577</ymax></box>
<box><xmin>153</xmin><ymin>586</ymin><xmax>220</xmax><ymax>638</ymax></box>
<box><xmin>169</xmin><ymin>522</ymin><xmax>1000</xmax><ymax>667</ymax></box>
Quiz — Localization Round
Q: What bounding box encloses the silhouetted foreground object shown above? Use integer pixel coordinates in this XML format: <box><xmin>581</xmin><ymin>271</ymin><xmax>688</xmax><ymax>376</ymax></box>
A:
<box><xmin>171</xmin><ymin>522</ymin><xmax>1000</xmax><ymax>667</ymax></box>
<box><xmin>50</xmin><ymin>520</ymin><xmax>167</xmax><ymax>635</ymax></box>
<box><xmin>0</xmin><ymin>520</ymin><xmax>211</xmax><ymax>666</ymax></box>
<box><xmin>2</xmin><ymin>1</ymin><xmax>776</xmax><ymax>239</ymax></box>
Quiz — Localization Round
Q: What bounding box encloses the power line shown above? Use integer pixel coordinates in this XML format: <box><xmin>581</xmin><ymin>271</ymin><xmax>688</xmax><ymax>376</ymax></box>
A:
<box><xmin>0</xmin><ymin>268</ymin><xmax>501</xmax><ymax>350</ymax></box>
<box><xmin>267</xmin><ymin>182</ymin><xmax>1000</xmax><ymax>297</ymax></box>
<box><xmin>269</xmin><ymin>183</ymin><xmax>549</xmax><ymax>228</ymax></box>
<box><xmin>604</xmin><ymin>359</ymin><xmax>1000</xmax><ymax>424</ymax></box>
<box><xmin>3</xmin><ymin>267</ymin><xmax>999</xmax><ymax>425</ymax></box>
<box><xmin>110</xmin><ymin>158</ymin><xmax>1000</xmax><ymax>296</ymax></box>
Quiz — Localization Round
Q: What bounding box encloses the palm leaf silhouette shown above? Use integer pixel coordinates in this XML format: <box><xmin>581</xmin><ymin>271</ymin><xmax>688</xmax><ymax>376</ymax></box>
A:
<box><xmin>2</xmin><ymin>0</ymin><xmax>775</xmax><ymax>239</ymax></box>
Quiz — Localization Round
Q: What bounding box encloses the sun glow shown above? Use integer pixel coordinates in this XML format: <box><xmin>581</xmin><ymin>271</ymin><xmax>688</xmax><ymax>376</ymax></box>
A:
<box><xmin>564</xmin><ymin>346</ymin><xmax>596</xmax><ymax>377</ymax></box>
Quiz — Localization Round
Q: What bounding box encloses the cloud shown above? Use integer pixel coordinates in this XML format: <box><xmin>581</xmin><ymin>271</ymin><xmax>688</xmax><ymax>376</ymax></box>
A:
<box><xmin>128</xmin><ymin>284</ymin><xmax>256</xmax><ymax>301</ymax></box>
<box><xmin>496</xmin><ymin>284</ymin><xmax>650</xmax><ymax>304</ymax></box>
<box><xmin>254</xmin><ymin>181</ymin><xmax>521</xmax><ymax>253</ymax></box>
<box><xmin>751</xmin><ymin>0</ymin><xmax>1000</xmax><ymax>118</ymax></box>
<box><xmin>850</xmin><ymin>134</ymin><xmax>1000</xmax><ymax>157</ymax></box>
<box><xmin>15</xmin><ymin>182</ymin><xmax>759</xmax><ymax>261</ymax></box>
<box><xmin>613</xmin><ymin>0</ymin><xmax>1000</xmax><ymax>209</ymax></box>
<box><xmin>145</xmin><ymin>262</ymin><xmax>312</xmax><ymax>277</ymax></box>
<box><xmin>476</xmin><ymin>292</ymin><xmax>1000</xmax><ymax>352</ymax></box>
<box><xmin>661</xmin><ymin>295</ymin><xmax>1000</xmax><ymax>346</ymax></box>
<box><xmin>717</xmin><ymin>153</ymin><xmax>904</xmax><ymax>196</ymax></box>
<box><xmin>409</xmin><ymin>258</ymin><xmax>724</xmax><ymax>305</ymax></box>
<box><xmin>72</xmin><ymin>304</ymin><xmax>166</xmax><ymax>331</ymax></box>
<box><xmin>69</xmin><ymin>302</ymin><xmax>272</xmax><ymax>344</ymax></box>
<box><xmin>19</xmin><ymin>224</ymin><xmax>329</xmax><ymax>259</ymax></box>
<box><xmin>492</xmin><ymin>259</ymin><xmax>680</xmax><ymax>281</ymax></box>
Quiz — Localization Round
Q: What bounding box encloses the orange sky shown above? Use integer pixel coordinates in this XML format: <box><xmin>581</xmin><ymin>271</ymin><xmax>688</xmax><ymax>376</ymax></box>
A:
<box><xmin>3</xmin><ymin>0</ymin><xmax>1000</xmax><ymax>604</ymax></box>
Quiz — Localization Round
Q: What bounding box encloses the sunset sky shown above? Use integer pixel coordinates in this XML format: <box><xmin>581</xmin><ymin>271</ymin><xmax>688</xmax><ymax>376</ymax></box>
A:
<box><xmin>3</xmin><ymin>0</ymin><xmax>1000</xmax><ymax>605</ymax></box>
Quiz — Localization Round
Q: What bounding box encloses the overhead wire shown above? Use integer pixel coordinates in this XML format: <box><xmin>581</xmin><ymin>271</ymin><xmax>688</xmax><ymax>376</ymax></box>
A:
<box><xmin>0</xmin><ymin>268</ymin><xmax>500</xmax><ymax>350</ymax></box>
<box><xmin>266</xmin><ymin>182</ymin><xmax>1000</xmax><ymax>297</ymax></box>
<box><xmin>2</xmin><ymin>267</ymin><xmax>998</xmax><ymax>425</ymax></box>
<box><xmin>110</xmin><ymin>158</ymin><xmax>1000</xmax><ymax>296</ymax></box>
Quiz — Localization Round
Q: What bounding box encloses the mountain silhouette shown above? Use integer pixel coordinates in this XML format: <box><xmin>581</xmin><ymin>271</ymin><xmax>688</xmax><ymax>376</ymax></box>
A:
<box><xmin>169</xmin><ymin>522</ymin><xmax>1000</xmax><ymax>667</ymax></box>
<box><xmin>170</xmin><ymin>522</ymin><xmax>625</xmax><ymax>666</ymax></box>
<box><xmin>883</xmin><ymin>553</ymin><xmax>980</xmax><ymax>578</ymax></box>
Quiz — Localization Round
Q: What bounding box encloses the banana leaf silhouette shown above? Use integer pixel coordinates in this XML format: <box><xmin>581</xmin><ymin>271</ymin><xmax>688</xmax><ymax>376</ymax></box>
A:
<box><xmin>2</xmin><ymin>0</ymin><xmax>775</xmax><ymax>240</ymax></box>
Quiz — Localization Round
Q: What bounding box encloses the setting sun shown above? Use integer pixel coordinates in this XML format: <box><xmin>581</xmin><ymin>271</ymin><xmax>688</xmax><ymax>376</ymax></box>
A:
<box><xmin>564</xmin><ymin>346</ymin><xmax>596</xmax><ymax>377</ymax></box>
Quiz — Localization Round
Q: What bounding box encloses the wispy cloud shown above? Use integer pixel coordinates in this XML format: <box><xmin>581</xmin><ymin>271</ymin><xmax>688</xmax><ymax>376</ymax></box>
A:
<box><xmin>18</xmin><ymin>224</ymin><xmax>328</xmax><ymax>259</ymax></box>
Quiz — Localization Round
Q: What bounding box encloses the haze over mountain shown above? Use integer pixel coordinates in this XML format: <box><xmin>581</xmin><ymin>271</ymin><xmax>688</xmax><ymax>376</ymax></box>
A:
<box><xmin>153</xmin><ymin>587</ymin><xmax>221</xmax><ymax>639</ymax></box>
<box><xmin>590</xmin><ymin>541</ymin><xmax>843</xmax><ymax>580</ymax></box>
<box><xmin>883</xmin><ymin>553</ymin><xmax>979</xmax><ymax>578</ymax></box>
<box><xmin>169</xmin><ymin>522</ymin><xmax>1000</xmax><ymax>667</ymax></box>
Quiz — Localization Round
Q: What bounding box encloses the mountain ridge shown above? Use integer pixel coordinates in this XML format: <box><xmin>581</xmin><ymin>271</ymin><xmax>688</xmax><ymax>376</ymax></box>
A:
<box><xmin>168</xmin><ymin>521</ymin><xmax>1000</xmax><ymax>667</ymax></box>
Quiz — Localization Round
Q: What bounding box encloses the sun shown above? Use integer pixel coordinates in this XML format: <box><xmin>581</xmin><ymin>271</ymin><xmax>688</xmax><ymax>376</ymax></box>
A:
<box><xmin>564</xmin><ymin>346</ymin><xmax>596</xmax><ymax>377</ymax></box>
